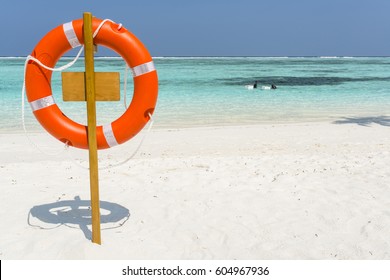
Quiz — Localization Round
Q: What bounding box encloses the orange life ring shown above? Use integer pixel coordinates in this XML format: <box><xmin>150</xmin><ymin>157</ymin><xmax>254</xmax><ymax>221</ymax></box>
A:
<box><xmin>25</xmin><ymin>18</ymin><xmax>158</xmax><ymax>150</ymax></box>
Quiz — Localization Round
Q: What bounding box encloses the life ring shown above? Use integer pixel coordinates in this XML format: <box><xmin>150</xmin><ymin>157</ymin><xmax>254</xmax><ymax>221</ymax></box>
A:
<box><xmin>25</xmin><ymin>18</ymin><xmax>158</xmax><ymax>150</ymax></box>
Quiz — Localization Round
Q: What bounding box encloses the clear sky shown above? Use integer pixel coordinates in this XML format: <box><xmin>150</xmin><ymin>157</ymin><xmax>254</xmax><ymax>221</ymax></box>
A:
<box><xmin>1</xmin><ymin>0</ymin><xmax>389</xmax><ymax>56</ymax></box>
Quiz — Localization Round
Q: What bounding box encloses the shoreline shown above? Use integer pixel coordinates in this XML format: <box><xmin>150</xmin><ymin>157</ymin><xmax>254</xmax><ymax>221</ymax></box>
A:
<box><xmin>3</xmin><ymin>113</ymin><xmax>390</xmax><ymax>134</ymax></box>
<box><xmin>1</xmin><ymin>121</ymin><xmax>390</xmax><ymax>259</ymax></box>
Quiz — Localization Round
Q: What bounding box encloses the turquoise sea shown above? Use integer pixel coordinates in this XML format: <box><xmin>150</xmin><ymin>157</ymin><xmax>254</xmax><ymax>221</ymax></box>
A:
<box><xmin>1</xmin><ymin>56</ymin><xmax>390</xmax><ymax>133</ymax></box>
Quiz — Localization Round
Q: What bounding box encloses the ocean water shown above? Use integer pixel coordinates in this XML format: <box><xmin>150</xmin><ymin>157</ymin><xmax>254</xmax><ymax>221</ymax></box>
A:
<box><xmin>1</xmin><ymin>56</ymin><xmax>390</xmax><ymax>133</ymax></box>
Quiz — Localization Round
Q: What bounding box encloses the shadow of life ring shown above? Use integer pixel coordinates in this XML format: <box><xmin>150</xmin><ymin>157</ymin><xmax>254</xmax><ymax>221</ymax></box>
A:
<box><xmin>25</xmin><ymin>18</ymin><xmax>158</xmax><ymax>150</ymax></box>
<box><xmin>28</xmin><ymin>197</ymin><xmax>130</xmax><ymax>229</ymax></box>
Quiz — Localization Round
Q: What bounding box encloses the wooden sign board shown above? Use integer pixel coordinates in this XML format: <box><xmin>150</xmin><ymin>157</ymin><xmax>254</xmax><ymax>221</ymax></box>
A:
<box><xmin>62</xmin><ymin>72</ymin><xmax>120</xmax><ymax>101</ymax></box>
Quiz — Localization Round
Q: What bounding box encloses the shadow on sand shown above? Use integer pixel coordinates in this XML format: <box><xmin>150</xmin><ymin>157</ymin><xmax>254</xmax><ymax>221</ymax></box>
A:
<box><xmin>333</xmin><ymin>116</ymin><xmax>390</xmax><ymax>127</ymax></box>
<box><xmin>28</xmin><ymin>196</ymin><xmax>130</xmax><ymax>240</ymax></box>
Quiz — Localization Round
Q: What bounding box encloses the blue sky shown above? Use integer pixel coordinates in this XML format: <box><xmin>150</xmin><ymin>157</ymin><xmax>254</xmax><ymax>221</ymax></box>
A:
<box><xmin>1</xmin><ymin>0</ymin><xmax>389</xmax><ymax>56</ymax></box>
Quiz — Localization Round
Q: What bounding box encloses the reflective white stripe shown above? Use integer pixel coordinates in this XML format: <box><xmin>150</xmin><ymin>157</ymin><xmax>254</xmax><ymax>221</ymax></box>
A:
<box><xmin>29</xmin><ymin>96</ymin><xmax>55</xmax><ymax>112</ymax></box>
<box><xmin>131</xmin><ymin>61</ymin><xmax>155</xmax><ymax>77</ymax></box>
<box><xmin>103</xmin><ymin>124</ymin><xmax>118</xmax><ymax>147</ymax></box>
<box><xmin>63</xmin><ymin>22</ymin><xmax>81</xmax><ymax>48</ymax></box>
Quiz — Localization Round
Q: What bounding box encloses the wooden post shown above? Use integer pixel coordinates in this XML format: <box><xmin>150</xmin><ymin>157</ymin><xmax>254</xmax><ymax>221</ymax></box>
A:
<box><xmin>83</xmin><ymin>12</ymin><xmax>101</xmax><ymax>244</ymax></box>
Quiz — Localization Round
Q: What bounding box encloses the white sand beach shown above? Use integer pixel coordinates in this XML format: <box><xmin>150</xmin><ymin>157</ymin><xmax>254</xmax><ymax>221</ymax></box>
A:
<box><xmin>1</xmin><ymin>120</ymin><xmax>390</xmax><ymax>259</ymax></box>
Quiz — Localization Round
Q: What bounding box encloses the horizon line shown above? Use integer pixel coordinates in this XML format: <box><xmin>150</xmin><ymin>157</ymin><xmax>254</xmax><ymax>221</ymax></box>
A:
<box><xmin>2</xmin><ymin>55</ymin><xmax>390</xmax><ymax>58</ymax></box>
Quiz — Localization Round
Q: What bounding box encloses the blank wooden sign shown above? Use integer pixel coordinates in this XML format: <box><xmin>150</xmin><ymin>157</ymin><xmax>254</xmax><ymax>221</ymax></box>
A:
<box><xmin>62</xmin><ymin>72</ymin><xmax>120</xmax><ymax>101</ymax></box>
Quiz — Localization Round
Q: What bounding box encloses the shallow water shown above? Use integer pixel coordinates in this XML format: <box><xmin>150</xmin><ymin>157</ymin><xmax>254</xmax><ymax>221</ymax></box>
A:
<box><xmin>1</xmin><ymin>56</ymin><xmax>390</xmax><ymax>132</ymax></box>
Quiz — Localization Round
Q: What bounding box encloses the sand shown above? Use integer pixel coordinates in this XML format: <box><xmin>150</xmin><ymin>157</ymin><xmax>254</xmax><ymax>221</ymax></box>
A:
<box><xmin>1</xmin><ymin>120</ymin><xmax>390</xmax><ymax>259</ymax></box>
